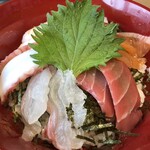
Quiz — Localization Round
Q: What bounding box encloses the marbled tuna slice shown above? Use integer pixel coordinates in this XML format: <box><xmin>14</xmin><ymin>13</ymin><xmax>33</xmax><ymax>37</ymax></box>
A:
<box><xmin>77</xmin><ymin>67</ymin><xmax>114</xmax><ymax>118</ymax></box>
<box><xmin>99</xmin><ymin>59</ymin><xmax>142</xmax><ymax>131</ymax></box>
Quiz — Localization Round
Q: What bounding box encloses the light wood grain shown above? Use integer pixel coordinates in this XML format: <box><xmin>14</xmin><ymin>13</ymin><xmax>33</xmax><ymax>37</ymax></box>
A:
<box><xmin>133</xmin><ymin>0</ymin><xmax>150</xmax><ymax>8</ymax></box>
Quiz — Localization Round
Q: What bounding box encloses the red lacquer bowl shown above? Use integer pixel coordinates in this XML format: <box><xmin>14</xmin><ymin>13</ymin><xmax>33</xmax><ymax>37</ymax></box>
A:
<box><xmin>1</xmin><ymin>0</ymin><xmax>150</xmax><ymax>150</ymax></box>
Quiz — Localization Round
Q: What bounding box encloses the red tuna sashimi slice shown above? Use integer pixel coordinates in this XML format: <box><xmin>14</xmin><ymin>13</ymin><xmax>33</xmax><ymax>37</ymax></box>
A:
<box><xmin>99</xmin><ymin>59</ymin><xmax>142</xmax><ymax>131</ymax></box>
<box><xmin>116</xmin><ymin>110</ymin><xmax>142</xmax><ymax>131</ymax></box>
<box><xmin>114</xmin><ymin>112</ymin><xmax>150</xmax><ymax>150</ymax></box>
<box><xmin>77</xmin><ymin>67</ymin><xmax>115</xmax><ymax>118</ymax></box>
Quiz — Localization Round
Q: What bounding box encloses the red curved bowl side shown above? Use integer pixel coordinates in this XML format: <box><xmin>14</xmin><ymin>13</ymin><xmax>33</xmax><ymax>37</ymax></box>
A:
<box><xmin>0</xmin><ymin>0</ymin><xmax>66</xmax><ymax>60</ymax></box>
<box><xmin>97</xmin><ymin>0</ymin><xmax>150</xmax><ymax>35</ymax></box>
<box><xmin>0</xmin><ymin>0</ymin><xmax>150</xmax><ymax>150</ymax></box>
<box><xmin>1</xmin><ymin>0</ymin><xmax>150</xmax><ymax>60</ymax></box>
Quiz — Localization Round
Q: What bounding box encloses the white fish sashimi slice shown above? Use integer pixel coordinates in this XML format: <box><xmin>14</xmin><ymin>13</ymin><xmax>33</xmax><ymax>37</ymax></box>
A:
<box><xmin>0</xmin><ymin>49</ymin><xmax>39</xmax><ymax>102</ymax></box>
<box><xmin>58</xmin><ymin>70</ymin><xmax>87</xmax><ymax>128</ymax></box>
<box><xmin>21</xmin><ymin>28</ymin><xmax>35</xmax><ymax>45</ymax></box>
<box><xmin>0</xmin><ymin>44</ymin><xmax>31</xmax><ymax>72</ymax></box>
<box><xmin>21</xmin><ymin>67</ymin><xmax>53</xmax><ymax>124</ymax></box>
<box><xmin>47</xmin><ymin>69</ymin><xmax>86</xmax><ymax>150</ymax></box>
<box><xmin>22</xmin><ymin>121</ymin><xmax>42</xmax><ymax>141</ymax></box>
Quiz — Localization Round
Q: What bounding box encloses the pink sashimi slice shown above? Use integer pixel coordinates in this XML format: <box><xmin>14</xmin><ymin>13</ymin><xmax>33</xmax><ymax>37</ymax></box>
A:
<box><xmin>99</xmin><ymin>59</ymin><xmax>142</xmax><ymax>131</ymax></box>
<box><xmin>77</xmin><ymin>67</ymin><xmax>115</xmax><ymax>118</ymax></box>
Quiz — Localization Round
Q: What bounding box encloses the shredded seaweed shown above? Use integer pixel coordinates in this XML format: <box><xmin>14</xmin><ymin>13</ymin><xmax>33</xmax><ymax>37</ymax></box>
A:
<box><xmin>82</xmin><ymin>123</ymin><xmax>114</xmax><ymax>132</ymax></box>
<box><xmin>102</xmin><ymin>139</ymin><xmax>121</xmax><ymax>145</ymax></box>
<box><xmin>8</xmin><ymin>78</ymin><xmax>30</xmax><ymax>104</ymax></box>
<box><xmin>77</xmin><ymin>135</ymin><xmax>95</xmax><ymax>144</ymax></box>
<box><xmin>83</xmin><ymin>92</ymin><xmax>107</xmax><ymax>126</ymax></box>
<box><xmin>131</xmin><ymin>69</ymin><xmax>144</xmax><ymax>82</ymax></box>
<box><xmin>8</xmin><ymin>78</ymin><xmax>30</xmax><ymax>122</ymax></box>
<box><xmin>82</xmin><ymin>92</ymin><xmax>115</xmax><ymax>131</ymax></box>
<box><xmin>75</xmin><ymin>91</ymin><xmax>119</xmax><ymax>147</ymax></box>
<box><xmin>115</xmin><ymin>130</ymin><xmax>139</xmax><ymax>137</ymax></box>
<box><xmin>66</xmin><ymin>103</ymin><xmax>74</xmax><ymax>126</ymax></box>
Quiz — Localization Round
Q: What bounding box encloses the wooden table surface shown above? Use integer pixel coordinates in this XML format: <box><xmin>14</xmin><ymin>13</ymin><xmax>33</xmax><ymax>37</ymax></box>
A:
<box><xmin>134</xmin><ymin>0</ymin><xmax>150</xmax><ymax>7</ymax></box>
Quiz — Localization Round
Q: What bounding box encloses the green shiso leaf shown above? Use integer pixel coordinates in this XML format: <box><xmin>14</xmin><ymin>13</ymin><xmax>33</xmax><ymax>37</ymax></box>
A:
<box><xmin>30</xmin><ymin>0</ymin><xmax>123</xmax><ymax>76</ymax></box>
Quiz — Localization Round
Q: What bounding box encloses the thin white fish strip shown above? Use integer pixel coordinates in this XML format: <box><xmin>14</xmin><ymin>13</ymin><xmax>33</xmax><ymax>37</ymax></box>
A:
<box><xmin>47</xmin><ymin>69</ymin><xmax>86</xmax><ymax>150</ymax></box>
<box><xmin>21</xmin><ymin>67</ymin><xmax>52</xmax><ymax>124</ymax></box>
<box><xmin>0</xmin><ymin>49</ymin><xmax>39</xmax><ymax>102</ymax></box>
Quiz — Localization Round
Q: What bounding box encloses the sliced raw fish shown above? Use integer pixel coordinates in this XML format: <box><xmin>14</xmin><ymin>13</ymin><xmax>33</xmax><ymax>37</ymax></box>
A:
<box><xmin>117</xmin><ymin>32</ymin><xmax>150</xmax><ymax>57</ymax></box>
<box><xmin>0</xmin><ymin>44</ymin><xmax>30</xmax><ymax>72</ymax></box>
<box><xmin>114</xmin><ymin>111</ymin><xmax>150</xmax><ymax>150</ymax></box>
<box><xmin>47</xmin><ymin>69</ymin><xmax>86</xmax><ymax>150</ymax></box>
<box><xmin>21</xmin><ymin>121</ymin><xmax>42</xmax><ymax>141</ymax></box>
<box><xmin>0</xmin><ymin>49</ymin><xmax>40</xmax><ymax>102</ymax></box>
<box><xmin>116</xmin><ymin>110</ymin><xmax>142</xmax><ymax>131</ymax></box>
<box><xmin>99</xmin><ymin>59</ymin><xmax>142</xmax><ymax>131</ymax></box>
<box><xmin>21</xmin><ymin>67</ymin><xmax>53</xmax><ymax>124</ymax></box>
<box><xmin>77</xmin><ymin>67</ymin><xmax>114</xmax><ymax>118</ymax></box>
<box><xmin>116</xmin><ymin>32</ymin><xmax>150</xmax><ymax>72</ymax></box>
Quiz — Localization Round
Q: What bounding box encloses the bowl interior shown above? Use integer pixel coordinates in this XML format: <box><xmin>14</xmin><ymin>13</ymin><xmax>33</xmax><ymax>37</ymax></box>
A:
<box><xmin>0</xmin><ymin>0</ymin><xmax>150</xmax><ymax>150</ymax></box>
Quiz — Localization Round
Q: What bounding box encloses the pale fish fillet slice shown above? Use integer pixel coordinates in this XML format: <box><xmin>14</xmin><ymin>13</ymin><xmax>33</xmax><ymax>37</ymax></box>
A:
<box><xmin>77</xmin><ymin>67</ymin><xmax>115</xmax><ymax>118</ymax></box>
<box><xmin>0</xmin><ymin>44</ymin><xmax>31</xmax><ymax>72</ymax></box>
<box><xmin>47</xmin><ymin>69</ymin><xmax>86</xmax><ymax>150</ymax></box>
<box><xmin>21</xmin><ymin>67</ymin><xmax>53</xmax><ymax>124</ymax></box>
<box><xmin>22</xmin><ymin>121</ymin><xmax>42</xmax><ymax>141</ymax></box>
<box><xmin>0</xmin><ymin>49</ymin><xmax>40</xmax><ymax>103</ymax></box>
<box><xmin>99</xmin><ymin>59</ymin><xmax>142</xmax><ymax>131</ymax></box>
<box><xmin>21</xmin><ymin>28</ymin><xmax>35</xmax><ymax>45</ymax></box>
